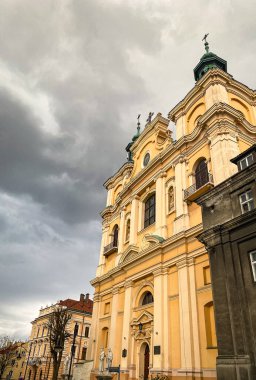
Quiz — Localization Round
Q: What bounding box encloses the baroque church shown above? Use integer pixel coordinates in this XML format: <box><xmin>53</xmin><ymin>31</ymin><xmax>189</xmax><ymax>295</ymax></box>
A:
<box><xmin>88</xmin><ymin>39</ymin><xmax>256</xmax><ymax>380</ymax></box>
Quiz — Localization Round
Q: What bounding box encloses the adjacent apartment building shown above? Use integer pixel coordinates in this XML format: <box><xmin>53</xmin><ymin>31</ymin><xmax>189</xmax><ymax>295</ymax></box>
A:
<box><xmin>88</xmin><ymin>40</ymin><xmax>256</xmax><ymax>380</ymax></box>
<box><xmin>195</xmin><ymin>145</ymin><xmax>256</xmax><ymax>380</ymax></box>
<box><xmin>27</xmin><ymin>293</ymin><xmax>93</xmax><ymax>380</ymax></box>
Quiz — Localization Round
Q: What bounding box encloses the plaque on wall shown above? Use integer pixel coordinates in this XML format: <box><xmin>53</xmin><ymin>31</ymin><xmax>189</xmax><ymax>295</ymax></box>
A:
<box><xmin>154</xmin><ymin>346</ymin><xmax>161</xmax><ymax>355</ymax></box>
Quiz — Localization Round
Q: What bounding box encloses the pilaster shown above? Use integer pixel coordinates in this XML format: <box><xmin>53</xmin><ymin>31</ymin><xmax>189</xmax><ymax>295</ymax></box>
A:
<box><xmin>106</xmin><ymin>187</ymin><xmax>114</xmax><ymax>207</ymax></box>
<box><xmin>209</xmin><ymin>131</ymin><xmax>239</xmax><ymax>184</ymax></box>
<box><xmin>155</xmin><ymin>172</ymin><xmax>167</xmax><ymax>238</ymax></box>
<box><xmin>130</xmin><ymin>196</ymin><xmax>139</xmax><ymax>245</ymax></box>
<box><xmin>116</xmin><ymin>207</ymin><xmax>126</xmax><ymax>264</ymax></box>
<box><xmin>96</xmin><ymin>225</ymin><xmax>109</xmax><ymax>277</ymax></box>
<box><xmin>176</xmin><ymin>259</ymin><xmax>193</xmax><ymax>371</ymax></box>
<box><xmin>121</xmin><ymin>281</ymin><xmax>133</xmax><ymax>370</ymax></box>
<box><xmin>173</xmin><ymin>157</ymin><xmax>189</xmax><ymax>234</ymax></box>
<box><xmin>87</xmin><ymin>293</ymin><xmax>101</xmax><ymax>362</ymax></box>
<box><xmin>152</xmin><ymin>268</ymin><xmax>166</xmax><ymax>370</ymax></box>
<box><xmin>108</xmin><ymin>288</ymin><xmax>119</xmax><ymax>350</ymax></box>
<box><xmin>205</xmin><ymin>84</ymin><xmax>229</xmax><ymax>109</ymax></box>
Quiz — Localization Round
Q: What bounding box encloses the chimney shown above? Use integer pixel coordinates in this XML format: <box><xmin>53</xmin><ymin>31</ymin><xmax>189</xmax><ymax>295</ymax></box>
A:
<box><xmin>86</xmin><ymin>293</ymin><xmax>89</xmax><ymax>301</ymax></box>
<box><xmin>80</xmin><ymin>293</ymin><xmax>85</xmax><ymax>302</ymax></box>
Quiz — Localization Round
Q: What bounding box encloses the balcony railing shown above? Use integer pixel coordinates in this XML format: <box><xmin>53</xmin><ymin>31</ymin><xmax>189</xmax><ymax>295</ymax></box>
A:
<box><xmin>103</xmin><ymin>241</ymin><xmax>118</xmax><ymax>257</ymax></box>
<box><xmin>184</xmin><ymin>173</ymin><xmax>214</xmax><ymax>202</ymax></box>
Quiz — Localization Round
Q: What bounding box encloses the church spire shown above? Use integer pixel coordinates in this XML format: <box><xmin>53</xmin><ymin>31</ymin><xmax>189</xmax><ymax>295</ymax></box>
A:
<box><xmin>193</xmin><ymin>34</ymin><xmax>227</xmax><ymax>81</ymax></box>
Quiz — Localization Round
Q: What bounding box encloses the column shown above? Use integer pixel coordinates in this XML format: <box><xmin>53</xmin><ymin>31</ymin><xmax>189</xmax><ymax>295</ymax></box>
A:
<box><xmin>108</xmin><ymin>288</ymin><xmax>119</xmax><ymax>351</ymax></box>
<box><xmin>155</xmin><ymin>173</ymin><xmax>167</xmax><ymax>239</ymax></box>
<box><xmin>130</xmin><ymin>196</ymin><xmax>139</xmax><ymax>245</ymax></box>
<box><xmin>116</xmin><ymin>207</ymin><xmax>126</xmax><ymax>265</ymax></box>
<box><xmin>106</xmin><ymin>187</ymin><xmax>114</xmax><ymax>207</ymax></box>
<box><xmin>87</xmin><ymin>293</ymin><xmax>101</xmax><ymax>362</ymax></box>
<box><xmin>121</xmin><ymin>281</ymin><xmax>133</xmax><ymax>370</ymax></box>
<box><xmin>177</xmin><ymin>259</ymin><xmax>193</xmax><ymax>372</ymax></box>
<box><xmin>162</xmin><ymin>268</ymin><xmax>170</xmax><ymax>370</ymax></box>
<box><xmin>96</xmin><ymin>224</ymin><xmax>109</xmax><ymax>277</ymax></box>
<box><xmin>188</xmin><ymin>258</ymin><xmax>201</xmax><ymax>372</ymax></box>
<box><xmin>175</xmin><ymin>113</ymin><xmax>186</xmax><ymax>140</ymax></box>
<box><xmin>205</xmin><ymin>83</ymin><xmax>229</xmax><ymax>110</ymax></box>
<box><xmin>209</xmin><ymin>132</ymin><xmax>239</xmax><ymax>184</ymax></box>
<box><xmin>173</xmin><ymin>158</ymin><xmax>189</xmax><ymax>234</ymax></box>
<box><xmin>153</xmin><ymin>269</ymin><xmax>164</xmax><ymax>370</ymax></box>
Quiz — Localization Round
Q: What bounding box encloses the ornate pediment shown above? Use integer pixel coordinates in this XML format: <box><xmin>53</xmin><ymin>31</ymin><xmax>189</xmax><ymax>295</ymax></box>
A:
<box><xmin>130</xmin><ymin>311</ymin><xmax>154</xmax><ymax>341</ymax></box>
<box><xmin>130</xmin><ymin>310</ymin><xmax>153</xmax><ymax>327</ymax></box>
<box><xmin>119</xmin><ymin>245</ymin><xmax>139</xmax><ymax>264</ymax></box>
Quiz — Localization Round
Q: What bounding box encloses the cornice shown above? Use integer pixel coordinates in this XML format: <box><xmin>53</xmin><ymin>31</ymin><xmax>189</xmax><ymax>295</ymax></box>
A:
<box><xmin>197</xmin><ymin>209</ymin><xmax>256</xmax><ymax>249</ymax></box>
<box><xmin>130</xmin><ymin>113</ymin><xmax>170</xmax><ymax>155</ymax></box>
<box><xmin>168</xmin><ymin>68</ymin><xmax>256</xmax><ymax>122</ymax></box>
<box><xmin>103</xmin><ymin>161</ymin><xmax>134</xmax><ymax>189</ymax></box>
<box><xmin>90</xmin><ymin>223</ymin><xmax>204</xmax><ymax>287</ymax></box>
<box><xmin>168</xmin><ymin>69</ymin><xmax>233</xmax><ymax>120</ymax></box>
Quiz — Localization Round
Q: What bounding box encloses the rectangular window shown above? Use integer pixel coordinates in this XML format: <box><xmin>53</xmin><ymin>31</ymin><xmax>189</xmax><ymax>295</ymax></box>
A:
<box><xmin>239</xmin><ymin>154</ymin><xmax>254</xmax><ymax>170</ymax></box>
<box><xmin>144</xmin><ymin>194</ymin><xmax>155</xmax><ymax>228</ymax></box>
<box><xmin>239</xmin><ymin>190</ymin><xmax>254</xmax><ymax>213</ymax></box>
<box><xmin>104</xmin><ymin>302</ymin><xmax>110</xmax><ymax>314</ymax></box>
<box><xmin>81</xmin><ymin>347</ymin><xmax>87</xmax><ymax>360</ymax></box>
<box><xmin>249</xmin><ymin>251</ymin><xmax>256</xmax><ymax>281</ymax></box>
<box><xmin>85</xmin><ymin>326</ymin><xmax>89</xmax><ymax>338</ymax></box>
<box><xmin>203</xmin><ymin>266</ymin><xmax>211</xmax><ymax>285</ymax></box>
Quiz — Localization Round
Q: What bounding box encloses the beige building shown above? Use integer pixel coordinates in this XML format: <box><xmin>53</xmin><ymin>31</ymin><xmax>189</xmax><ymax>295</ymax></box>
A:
<box><xmin>0</xmin><ymin>341</ymin><xmax>29</xmax><ymax>380</ymax></box>
<box><xmin>88</xmin><ymin>42</ymin><xmax>256</xmax><ymax>380</ymax></box>
<box><xmin>26</xmin><ymin>293</ymin><xmax>93</xmax><ymax>380</ymax></box>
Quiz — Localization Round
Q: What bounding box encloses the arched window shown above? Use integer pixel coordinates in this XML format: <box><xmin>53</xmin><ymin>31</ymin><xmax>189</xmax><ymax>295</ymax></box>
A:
<box><xmin>195</xmin><ymin>160</ymin><xmax>209</xmax><ymax>189</ymax></box>
<box><xmin>141</xmin><ymin>291</ymin><xmax>154</xmax><ymax>306</ymax></box>
<box><xmin>144</xmin><ymin>194</ymin><xmax>155</xmax><ymax>228</ymax></box>
<box><xmin>113</xmin><ymin>225</ymin><xmax>118</xmax><ymax>247</ymax></box>
<box><xmin>204</xmin><ymin>301</ymin><xmax>217</xmax><ymax>348</ymax></box>
<box><xmin>168</xmin><ymin>186</ymin><xmax>174</xmax><ymax>212</ymax></box>
<box><xmin>125</xmin><ymin>219</ymin><xmax>131</xmax><ymax>242</ymax></box>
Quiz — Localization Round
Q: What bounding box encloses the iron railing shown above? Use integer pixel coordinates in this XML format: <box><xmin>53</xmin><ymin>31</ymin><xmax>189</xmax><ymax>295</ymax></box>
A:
<box><xmin>104</xmin><ymin>241</ymin><xmax>118</xmax><ymax>256</ymax></box>
<box><xmin>184</xmin><ymin>173</ymin><xmax>213</xmax><ymax>200</ymax></box>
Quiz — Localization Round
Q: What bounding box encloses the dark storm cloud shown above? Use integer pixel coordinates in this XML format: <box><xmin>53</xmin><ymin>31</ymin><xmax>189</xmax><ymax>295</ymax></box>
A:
<box><xmin>0</xmin><ymin>0</ymin><xmax>256</xmax><ymax>338</ymax></box>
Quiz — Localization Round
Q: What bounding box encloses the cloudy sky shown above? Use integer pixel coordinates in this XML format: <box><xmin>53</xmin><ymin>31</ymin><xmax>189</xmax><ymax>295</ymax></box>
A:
<box><xmin>0</xmin><ymin>0</ymin><xmax>255</xmax><ymax>339</ymax></box>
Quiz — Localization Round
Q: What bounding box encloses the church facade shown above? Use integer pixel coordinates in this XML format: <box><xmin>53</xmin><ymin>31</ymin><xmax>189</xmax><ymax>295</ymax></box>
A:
<box><xmin>89</xmin><ymin>42</ymin><xmax>256</xmax><ymax>380</ymax></box>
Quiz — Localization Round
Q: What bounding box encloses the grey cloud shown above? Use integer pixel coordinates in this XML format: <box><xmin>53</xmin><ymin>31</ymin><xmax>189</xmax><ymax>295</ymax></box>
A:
<box><xmin>0</xmin><ymin>0</ymin><xmax>255</xmax><ymax>338</ymax></box>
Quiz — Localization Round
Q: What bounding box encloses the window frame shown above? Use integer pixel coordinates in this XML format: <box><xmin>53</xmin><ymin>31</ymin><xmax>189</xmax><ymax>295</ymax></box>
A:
<box><xmin>249</xmin><ymin>251</ymin><xmax>256</xmax><ymax>282</ymax></box>
<box><xmin>239</xmin><ymin>189</ymin><xmax>254</xmax><ymax>214</ymax></box>
<box><xmin>239</xmin><ymin>154</ymin><xmax>254</xmax><ymax>170</ymax></box>
<box><xmin>144</xmin><ymin>193</ymin><xmax>156</xmax><ymax>228</ymax></box>
<box><xmin>85</xmin><ymin>326</ymin><xmax>90</xmax><ymax>338</ymax></box>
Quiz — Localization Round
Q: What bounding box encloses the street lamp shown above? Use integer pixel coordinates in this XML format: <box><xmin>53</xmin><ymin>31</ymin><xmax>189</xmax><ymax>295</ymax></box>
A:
<box><xmin>54</xmin><ymin>336</ymin><xmax>64</xmax><ymax>354</ymax></box>
<box><xmin>68</xmin><ymin>323</ymin><xmax>79</xmax><ymax>380</ymax></box>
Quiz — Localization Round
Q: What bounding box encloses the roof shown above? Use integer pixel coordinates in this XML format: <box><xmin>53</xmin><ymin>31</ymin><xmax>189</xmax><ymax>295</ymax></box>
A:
<box><xmin>230</xmin><ymin>144</ymin><xmax>256</xmax><ymax>164</ymax></box>
<box><xmin>59</xmin><ymin>298</ymin><xmax>93</xmax><ymax>314</ymax></box>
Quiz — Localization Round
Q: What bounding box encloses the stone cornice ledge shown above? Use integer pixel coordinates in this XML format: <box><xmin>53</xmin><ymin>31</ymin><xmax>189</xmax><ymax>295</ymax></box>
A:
<box><xmin>90</xmin><ymin>223</ymin><xmax>203</xmax><ymax>286</ymax></box>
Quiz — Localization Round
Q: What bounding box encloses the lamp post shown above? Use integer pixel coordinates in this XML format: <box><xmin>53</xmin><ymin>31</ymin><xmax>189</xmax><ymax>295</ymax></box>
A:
<box><xmin>68</xmin><ymin>323</ymin><xmax>79</xmax><ymax>380</ymax></box>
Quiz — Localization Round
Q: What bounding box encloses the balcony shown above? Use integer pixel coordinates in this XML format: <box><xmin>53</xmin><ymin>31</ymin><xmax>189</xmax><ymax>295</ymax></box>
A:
<box><xmin>103</xmin><ymin>241</ymin><xmax>118</xmax><ymax>257</ymax></box>
<box><xmin>184</xmin><ymin>173</ymin><xmax>214</xmax><ymax>203</ymax></box>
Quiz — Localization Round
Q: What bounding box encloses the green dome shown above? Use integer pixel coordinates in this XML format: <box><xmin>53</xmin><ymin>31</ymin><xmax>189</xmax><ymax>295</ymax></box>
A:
<box><xmin>194</xmin><ymin>43</ymin><xmax>227</xmax><ymax>81</ymax></box>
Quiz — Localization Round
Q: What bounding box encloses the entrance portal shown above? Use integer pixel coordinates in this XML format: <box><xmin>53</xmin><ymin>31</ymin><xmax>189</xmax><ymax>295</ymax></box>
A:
<box><xmin>139</xmin><ymin>343</ymin><xmax>150</xmax><ymax>380</ymax></box>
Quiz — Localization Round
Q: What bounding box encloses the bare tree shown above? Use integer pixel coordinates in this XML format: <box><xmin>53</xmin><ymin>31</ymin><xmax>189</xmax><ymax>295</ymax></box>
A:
<box><xmin>0</xmin><ymin>336</ymin><xmax>16</xmax><ymax>380</ymax></box>
<box><xmin>47</xmin><ymin>307</ymin><xmax>71</xmax><ymax>380</ymax></box>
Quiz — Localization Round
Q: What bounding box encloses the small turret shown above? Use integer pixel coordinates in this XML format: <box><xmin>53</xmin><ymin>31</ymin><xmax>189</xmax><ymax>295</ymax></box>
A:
<box><xmin>194</xmin><ymin>34</ymin><xmax>227</xmax><ymax>81</ymax></box>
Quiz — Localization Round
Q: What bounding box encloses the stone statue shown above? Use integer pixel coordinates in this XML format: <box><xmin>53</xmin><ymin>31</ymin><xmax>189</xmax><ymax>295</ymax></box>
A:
<box><xmin>107</xmin><ymin>348</ymin><xmax>113</xmax><ymax>371</ymax></box>
<box><xmin>146</xmin><ymin>112</ymin><xmax>154</xmax><ymax>123</ymax></box>
<box><xmin>99</xmin><ymin>348</ymin><xmax>105</xmax><ymax>373</ymax></box>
